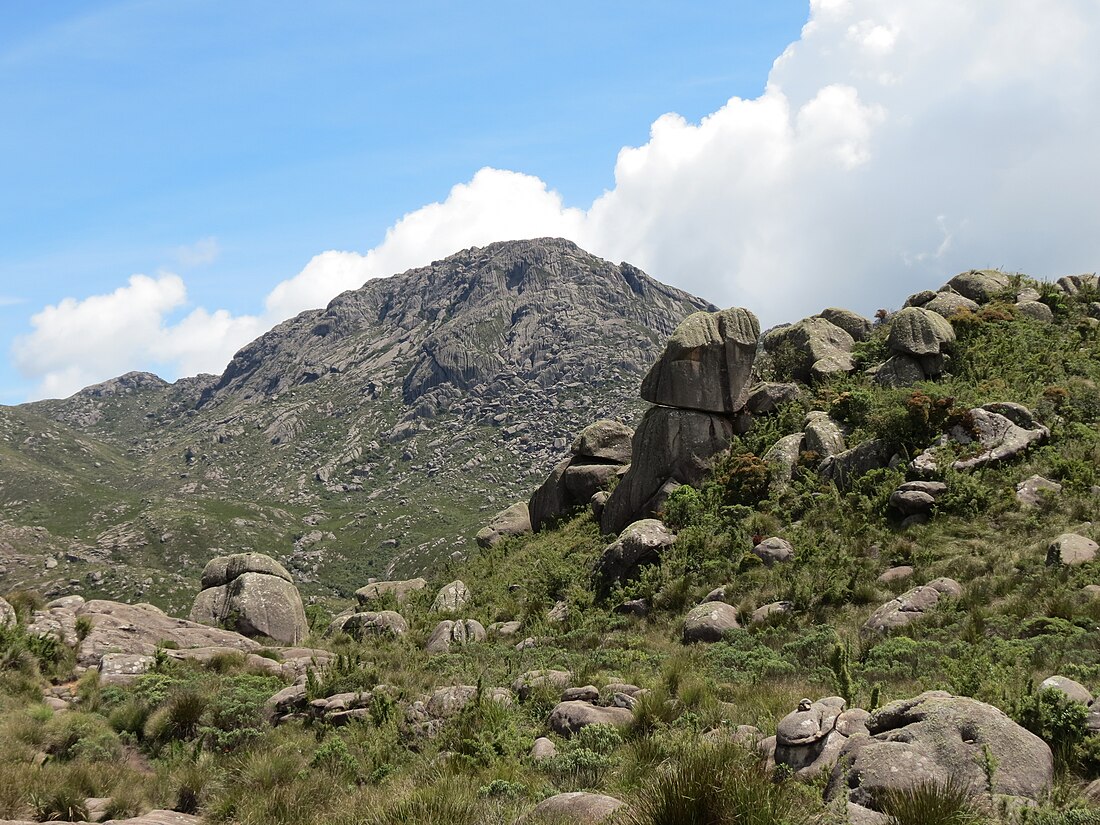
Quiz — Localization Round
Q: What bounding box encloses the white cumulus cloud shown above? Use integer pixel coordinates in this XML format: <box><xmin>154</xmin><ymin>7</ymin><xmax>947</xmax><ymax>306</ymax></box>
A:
<box><xmin>14</xmin><ymin>0</ymin><xmax>1100</xmax><ymax>399</ymax></box>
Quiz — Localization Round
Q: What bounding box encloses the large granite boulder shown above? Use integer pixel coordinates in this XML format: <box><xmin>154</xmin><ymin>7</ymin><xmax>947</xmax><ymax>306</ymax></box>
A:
<box><xmin>817</xmin><ymin>308</ymin><xmax>873</xmax><ymax>342</ymax></box>
<box><xmin>548</xmin><ymin>701</ymin><xmax>633</xmax><ymax>736</ymax></box>
<box><xmin>763</xmin><ymin>432</ymin><xmax>805</xmax><ymax>489</ymax></box>
<box><xmin>761</xmin><ymin>697</ymin><xmax>870</xmax><ymax>779</ymax></box>
<box><xmin>911</xmin><ymin>404</ymin><xmax>1048</xmax><ymax>476</ymax></box>
<box><xmin>600</xmin><ymin>406</ymin><xmax>736</xmax><ymax>534</ymax></box>
<box><xmin>571</xmin><ymin>420</ymin><xmax>635</xmax><ymax>463</ymax></box>
<box><xmin>516</xmin><ymin>792</ymin><xmax>626</xmax><ymax>824</ymax></box>
<box><xmin>803</xmin><ymin>412</ymin><xmax>846</xmax><ymax>459</ymax></box>
<box><xmin>763</xmin><ymin>317</ymin><xmax>855</xmax><ymax>381</ymax></box>
<box><xmin>946</xmin><ymin>269</ymin><xmax>1011</xmax><ymax>303</ymax></box>
<box><xmin>190</xmin><ymin>552</ymin><xmax>307</xmax><ymax>645</ymax></box>
<box><xmin>1047</xmin><ymin>533</ymin><xmax>1098</xmax><ymax>567</ymax></box>
<box><xmin>829</xmin><ymin>692</ymin><xmax>1053</xmax><ymax>809</ymax></box>
<box><xmin>476</xmin><ymin>502</ymin><xmax>532</xmax><ymax>548</ymax></box>
<box><xmin>355</xmin><ymin>577</ymin><xmax>428</xmax><ymax>605</ymax></box>
<box><xmin>923</xmin><ymin>291</ymin><xmax>979</xmax><ymax>318</ymax></box>
<box><xmin>682</xmin><ymin>601</ymin><xmax>740</xmax><ymax>643</ymax></box>
<box><xmin>640</xmin><ymin>307</ymin><xmax>759</xmax><ymax>413</ymax></box>
<box><xmin>594</xmin><ymin>519</ymin><xmax>677</xmax><ymax>590</ymax></box>
<box><xmin>424</xmin><ymin>619</ymin><xmax>486</xmax><ymax>653</ymax></box>
<box><xmin>870</xmin><ymin>354</ymin><xmax>927</xmax><ymax>388</ymax></box>
<box><xmin>863</xmin><ymin>578</ymin><xmax>962</xmax><ymax>634</ymax></box>
<box><xmin>886</xmin><ymin>307</ymin><xmax>956</xmax><ymax>358</ymax></box>
<box><xmin>745</xmin><ymin>382</ymin><xmax>803</xmax><ymax>415</ymax></box>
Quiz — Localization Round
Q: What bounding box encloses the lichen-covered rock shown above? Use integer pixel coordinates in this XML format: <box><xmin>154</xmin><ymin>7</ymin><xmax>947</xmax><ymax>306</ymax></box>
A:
<box><xmin>763</xmin><ymin>432</ymin><xmax>804</xmax><ymax>488</ymax></box>
<box><xmin>912</xmin><ymin>405</ymin><xmax>1048</xmax><ymax>475</ymax></box>
<box><xmin>191</xmin><ymin>552</ymin><xmax>307</xmax><ymax>644</ymax></box>
<box><xmin>640</xmin><ymin>307</ymin><xmax>759</xmax><ymax>413</ymax></box>
<box><xmin>923</xmin><ymin>291</ymin><xmax>979</xmax><ymax>318</ymax></box>
<box><xmin>571</xmin><ymin>420</ymin><xmax>635</xmax><ymax>463</ymax></box>
<box><xmin>98</xmin><ymin>653</ymin><xmax>155</xmax><ymax>686</ymax></box>
<box><xmin>829</xmin><ymin>692</ymin><xmax>1053</xmax><ymax>809</ymax></box>
<box><xmin>200</xmin><ymin>552</ymin><xmax>293</xmax><ymax>589</ymax></box>
<box><xmin>0</xmin><ymin>596</ymin><xmax>15</xmax><ymax>628</ymax></box>
<box><xmin>1057</xmin><ymin>274</ymin><xmax>1100</xmax><ymax>295</ymax></box>
<box><xmin>330</xmin><ymin>610</ymin><xmax>408</xmax><ymax>638</ymax></box>
<box><xmin>548</xmin><ymin>701</ymin><xmax>633</xmax><ymax>736</ymax></box>
<box><xmin>803</xmin><ymin>412</ymin><xmax>846</xmax><ymax>459</ymax></box>
<box><xmin>886</xmin><ymin>307</ymin><xmax>956</xmax><ymax>357</ymax></box>
<box><xmin>355</xmin><ymin>577</ymin><xmax>428</xmax><ymax>605</ymax></box>
<box><xmin>1016</xmin><ymin>475</ymin><xmax>1062</xmax><ymax>508</ymax></box>
<box><xmin>516</xmin><ymin>791</ymin><xmax>626</xmax><ymax>823</ymax></box>
<box><xmin>594</xmin><ymin>519</ymin><xmax>677</xmax><ymax>589</ymax></box>
<box><xmin>763</xmin><ymin>317</ymin><xmax>854</xmax><ymax>381</ymax></box>
<box><xmin>431</xmin><ymin>580</ymin><xmax>471</xmax><ymax>612</ymax></box>
<box><xmin>476</xmin><ymin>502</ymin><xmax>532</xmax><ymax>548</ymax></box>
<box><xmin>1047</xmin><ymin>533</ymin><xmax>1098</xmax><ymax>567</ymax></box>
<box><xmin>753</xmin><ymin>537</ymin><xmax>795</xmax><ymax>566</ymax></box>
<box><xmin>752</xmin><ymin>601</ymin><xmax>794</xmax><ymax>624</ymax></box>
<box><xmin>745</xmin><ymin>382</ymin><xmax>803</xmax><ymax>415</ymax></box>
<box><xmin>1017</xmin><ymin>300</ymin><xmax>1054</xmax><ymax>323</ymax></box>
<box><xmin>1039</xmin><ymin>675</ymin><xmax>1092</xmax><ymax>705</ymax></box>
<box><xmin>425</xmin><ymin>619</ymin><xmax>486</xmax><ymax>653</ymax></box>
<box><xmin>819</xmin><ymin>439</ymin><xmax>893</xmax><ymax>491</ymax></box>
<box><xmin>946</xmin><ymin>269</ymin><xmax>1012</xmax><ymax>303</ymax></box>
<box><xmin>683</xmin><ymin>601</ymin><xmax>740</xmax><ymax>643</ymax></box>
<box><xmin>870</xmin><ymin>354</ymin><xmax>926</xmax><ymax>388</ymax></box>
<box><xmin>863</xmin><ymin>578</ymin><xmax>962</xmax><ymax>633</ymax></box>
<box><xmin>600</xmin><ymin>406</ymin><xmax>736</xmax><ymax>534</ymax></box>
<box><xmin>817</xmin><ymin>308</ymin><xmax>872</xmax><ymax>342</ymax></box>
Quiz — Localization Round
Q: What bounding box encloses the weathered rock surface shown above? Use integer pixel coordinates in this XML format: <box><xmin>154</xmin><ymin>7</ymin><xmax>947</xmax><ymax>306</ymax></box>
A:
<box><xmin>431</xmin><ymin>580</ymin><xmax>471</xmax><ymax>612</ymax></box>
<box><xmin>753</xmin><ymin>536</ymin><xmax>795</xmax><ymax>566</ymax></box>
<box><xmin>803</xmin><ymin>412</ymin><xmax>846</xmax><ymax>459</ymax></box>
<box><xmin>600</xmin><ymin>406</ymin><xmax>736</xmax><ymax>534</ymax></box>
<box><xmin>329</xmin><ymin>610</ymin><xmax>408</xmax><ymax>638</ymax></box>
<box><xmin>683</xmin><ymin>601</ymin><xmax>740</xmax><ymax>643</ymax></box>
<box><xmin>1016</xmin><ymin>475</ymin><xmax>1062</xmax><ymax>508</ymax></box>
<box><xmin>745</xmin><ymin>382</ymin><xmax>802</xmax><ymax>415</ymax></box>
<box><xmin>0</xmin><ymin>596</ymin><xmax>14</xmax><ymax>628</ymax></box>
<box><xmin>829</xmin><ymin>691</ymin><xmax>1053</xmax><ymax>809</ymax></box>
<box><xmin>424</xmin><ymin>619</ymin><xmax>486</xmax><ymax>653</ymax></box>
<box><xmin>190</xmin><ymin>552</ymin><xmax>307</xmax><ymax>644</ymax></box>
<box><xmin>571</xmin><ymin>420</ymin><xmax>634</xmax><ymax>463</ymax></box>
<box><xmin>751</xmin><ymin>601</ymin><xmax>794</xmax><ymax>624</ymax></box>
<box><xmin>886</xmin><ymin>307</ymin><xmax>956</xmax><ymax>357</ymax></box>
<box><xmin>819</xmin><ymin>439</ymin><xmax>893</xmax><ymax>491</ymax></box>
<box><xmin>763</xmin><ymin>432</ymin><xmax>805</xmax><ymax>488</ymax></box>
<box><xmin>516</xmin><ymin>791</ymin><xmax>626</xmax><ymax>823</ymax></box>
<box><xmin>817</xmin><ymin>308</ymin><xmax>872</xmax><ymax>342</ymax></box>
<box><xmin>1047</xmin><ymin>533</ymin><xmax>1098</xmax><ymax>567</ymax></box>
<box><xmin>911</xmin><ymin>404</ymin><xmax>1048</xmax><ymax>475</ymax></box>
<box><xmin>476</xmin><ymin>502</ymin><xmax>532</xmax><ymax>548</ymax></box>
<box><xmin>513</xmin><ymin>669</ymin><xmax>572</xmax><ymax>700</ymax></box>
<box><xmin>1057</xmin><ymin>274</ymin><xmax>1100</xmax><ymax>296</ymax></box>
<box><xmin>923</xmin><ymin>291</ymin><xmax>979</xmax><ymax>318</ymax></box>
<box><xmin>869</xmin><ymin>354</ymin><xmax>926</xmax><ymax>388</ymax></box>
<box><xmin>763</xmin><ymin>317</ymin><xmax>855</xmax><ymax>381</ymax></box>
<box><xmin>355</xmin><ymin>577</ymin><xmax>428</xmax><ymax>605</ymax></box>
<box><xmin>548</xmin><ymin>701</ymin><xmax>633</xmax><ymax>736</ymax></box>
<box><xmin>1017</xmin><ymin>300</ymin><xmax>1054</xmax><ymax>323</ymax></box>
<box><xmin>763</xmin><ymin>697</ymin><xmax>869</xmax><ymax>779</ymax></box>
<box><xmin>946</xmin><ymin>269</ymin><xmax>1012</xmax><ymax>303</ymax></box>
<box><xmin>640</xmin><ymin>307</ymin><xmax>759</xmax><ymax>413</ymax></box>
<box><xmin>863</xmin><ymin>578</ymin><xmax>962</xmax><ymax>633</ymax></box>
<box><xmin>594</xmin><ymin>519</ymin><xmax>677</xmax><ymax>589</ymax></box>
<box><xmin>1039</xmin><ymin>675</ymin><xmax>1092</xmax><ymax>705</ymax></box>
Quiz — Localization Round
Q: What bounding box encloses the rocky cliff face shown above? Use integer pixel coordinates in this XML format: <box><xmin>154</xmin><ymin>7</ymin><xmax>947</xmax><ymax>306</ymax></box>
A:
<box><xmin>5</xmin><ymin>239</ymin><xmax>712</xmax><ymax>605</ymax></box>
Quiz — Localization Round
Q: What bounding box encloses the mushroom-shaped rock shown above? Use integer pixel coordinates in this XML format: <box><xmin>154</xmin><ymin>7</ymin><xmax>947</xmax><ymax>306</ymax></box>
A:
<box><xmin>516</xmin><ymin>792</ymin><xmax>626</xmax><ymax>824</ymax></box>
<box><xmin>683</xmin><ymin>601</ymin><xmax>740</xmax><ymax>643</ymax></box>
<box><xmin>476</xmin><ymin>502</ymin><xmax>532</xmax><ymax>548</ymax></box>
<box><xmin>600</xmin><ymin>406</ymin><xmax>736</xmax><ymax>535</ymax></box>
<box><xmin>431</xmin><ymin>580</ymin><xmax>471</xmax><ymax>613</ymax></box>
<box><xmin>595</xmin><ymin>519</ymin><xmax>676</xmax><ymax>589</ymax></box>
<box><xmin>640</xmin><ymin>307</ymin><xmax>760</xmax><ymax>413</ymax></box>
<box><xmin>355</xmin><ymin>577</ymin><xmax>428</xmax><ymax>605</ymax></box>
<box><xmin>1039</xmin><ymin>675</ymin><xmax>1092</xmax><ymax>706</ymax></box>
<box><xmin>330</xmin><ymin>610</ymin><xmax>408</xmax><ymax>638</ymax></box>
<box><xmin>548</xmin><ymin>701</ymin><xmax>633</xmax><ymax>737</ymax></box>
<box><xmin>763</xmin><ymin>317</ymin><xmax>854</xmax><ymax>381</ymax></box>
<box><xmin>946</xmin><ymin>269</ymin><xmax>1011</xmax><ymax>303</ymax></box>
<box><xmin>923</xmin><ymin>291</ymin><xmax>979</xmax><ymax>318</ymax></box>
<box><xmin>886</xmin><ymin>307</ymin><xmax>955</xmax><ymax>357</ymax></box>
<box><xmin>753</xmin><ymin>537</ymin><xmax>794</xmax><ymax>566</ymax></box>
<box><xmin>425</xmin><ymin>619</ymin><xmax>486</xmax><ymax>653</ymax></box>
<box><xmin>817</xmin><ymin>308</ymin><xmax>872</xmax><ymax>342</ymax></box>
<box><xmin>571</xmin><ymin>420</ymin><xmax>634</xmax><ymax>463</ymax></box>
<box><xmin>863</xmin><ymin>578</ymin><xmax>962</xmax><ymax>633</ymax></box>
<box><xmin>1047</xmin><ymin>533</ymin><xmax>1098</xmax><ymax>567</ymax></box>
<box><xmin>828</xmin><ymin>691</ymin><xmax>1053</xmax><ymax>809</ymax></box>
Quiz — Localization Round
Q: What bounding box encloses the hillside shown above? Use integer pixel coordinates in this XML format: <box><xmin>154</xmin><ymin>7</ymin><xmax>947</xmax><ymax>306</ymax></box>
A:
<box><xmin>1</xmin><ymin>239</ymin><xmax>711</xmax><ymax>611</ymax></box>
<box><xmin>0</xmin><ymin>265</ymin><xmax>1098</xmax><ymax>824</ymax></box>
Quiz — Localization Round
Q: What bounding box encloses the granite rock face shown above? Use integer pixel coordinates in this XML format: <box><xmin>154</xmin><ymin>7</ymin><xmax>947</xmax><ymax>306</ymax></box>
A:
<box><xmin>190</xmin><ymin>552</ymin><xmax>307</xmax><ymax>644</ymax></box>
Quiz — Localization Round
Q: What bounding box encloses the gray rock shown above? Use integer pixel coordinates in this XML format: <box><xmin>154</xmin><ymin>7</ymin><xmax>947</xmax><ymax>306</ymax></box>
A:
<box><xmin>98</xmin><ymin>653</ymin><xmax>155</xmax><ymax>686</ymax></box>
<box><xmin>570</xmin><ymin>420</ymin><xmax>634</xmax><ymax>463</ymax></box>
<box><xmin>488</xmin><ymin>620</ymin><xmax>522</xmax><ymax>638</ymax></box>
<box><xmin>1057</xmin><ymin>274</ymin><xmax>1100</xmax><ymax>296</ymax></box>
<box><xmin>753</xmin><ymin>537</ymin><xmax>795</xmax><ymax>566</ymax></box>
<box><xmin>803</xmin><ymin>412</ymin><xmax>846</xmax><ymax>459</ymax></box>
<box><xmin>513</xmin><ymin>669</ymin><xmax>572</xmax><ymax>701</ymax></box>
<box><xmin>915</xmin><ymin>406</ymin><xmax>1048</xmax><ymax>474</ymax></box>
<box><xmin>600</xmin><ymin>406</ymin><xmax>736</xmax><ymax>534</ymax></box>
<box><xmin>877</xmin><ymin>566</ymin><xmax>914</xmax><ymax>584</ymax></box>
<box><xmin>829</xmin><ymin>692</ymin><xmax>1053</xmax><ymax>808</ymax></box>
<box><xmin>763</xmin><ymin>432</ymin><xmax>805</xmax><ymax>488</ymax></box>
<box><xmin>889</xmin><ymin>489</ymin><xmax>935</xmax><ymax>515</ymax></box>
<box><xmin>200</xmin><ymin>552</ymin><xmax>293</xmax><ymax>588</ymax></box>
<box><xmin>683</xmin><ymin>601</ymin><xmax>740</xmax><ymax>643</ymax></box>
<box><xmin>751</xmin><ymin>601</ymin><xmax>794</xmax><ymax>624</ymax></box>
<box><xmin>1039</xmin><ymin>675</ymin><xmax>1092</xmax><ymax>706</ymax></box>
<box><xmin>548</xmin><ymin>701</ymin><xmax>633</xmax><ymax>736</ymax></box>
<box><xmin>355</xmin><ymin>577</ymin><xmax>428</xmax><ymax>605</ymax></box>
<box><xmin>517</xmin><ymin>791</ymin><xmax>626</xmax><ymax>823</ymax></box>
<box><xmin>432</xmin><ymin>580</ymin><xmax>471</xmax><ymax>612</ymax></box>
<box><xmin>476</xmin><ymin>502</ymin><xmax>532</xmax><ymax>548</ymax></box>
<box><xmin>529</xmin><ymin>458</ymin><xmax>573</xmax><ymax>532</ymax></box>
<box><xmin>640</xmin><ymin>307</ymin><xmax>759</xmax><ymax>413</ymax></box>
<box><xmin>818</xmin><ymin>308</ymin><xmax>873</xmax><ymax>341</ymax></box>
<box><xmin>870</xmin><ymin>354</ymin><xmax>926</xmax><ymax>388</ymax></box>
<box><xmin>562</xmin><ymin>685</ymin><xmax>600</xmax><ymax>703</ymax></box>
<box><xmin>614</xmin><ymin>599</ymin><xmax>648</xmax><ymax>617</ymax></box>
<box><xmin>819</xmin><ymin>439</ymin><xmax>893</xmax><ymax>491</ymax></box>
<box><xmin>595</xmin><ymin>519</ymin><xmax>676</xmax><ymax>588</ymax></box>
<box><xmin>546</xmin><ymin>600</ymin><xmax>570</xmax><ymax>625</ymax></box>
<box><xmin>1047</xmin><ymin>533</ymin><xmax>1098</xmax><ymax>567</ymax></box>
<box><xmin>863</xmin><ymin>578</ymin><xmax>962</xmax><ymax>633</ymax></box>
<box><xmin>946</xmin><ymin>269</ymin><xmax>1012</xmax><ymax>303</ymax></box>
<box><xmin>745</xmin><ymin>382</ymin><xmax>803</xmax><ymax>415</ymax></box>
<box><xmin>530</xmin><ymin>737</ymin><xmax>558</xmax><ymax>761</ymax></box>
<box><xmin>886</xmin><ymin>307</ymin><xmax>956</xmax><ymax>357</ymax></box>
<box><xmin>222</xmin><ymin>572</ymin><xmax>308</xmax><ymax>644</ymax></box>
<box><xmin>0</xmin><ymin>596</ymin><xmax>16</xmax><ymax>628</ymax></box>
<box><xmin>1016</xmin><ymin>475</ymin><xmax>1062</xmax><ymax>508</ymax></box>
<box><xmin>904</xmin><ymin>290</ymin><xmax>937</xmax><ymax>307</ymax></box>
<box><xmin>1016</xmin><ymin>300</ymin><xmax>1054</xmax><ymax>323</ymax></box>
<box><xmin>562</xmin><ymin>462</ymin><xmax>620</xmax><ymax>503</ymax></box>
<box><xmin>331</xmin><ymin>610</ymin><xmax>408</xmax><ymax>638</ymax></box>
<box><xmin>763</xmin><ymin>317</ymin><xmax>855</xmax><ymax>381</ymax></box>
<box><xmin>425</xmin><ymin>619</ymin><xmax>486</xmax><ymax>653</ymax></box>
<box><xmin>1017</xmin><ymin>287</ymin><xmax>1042</xmax><ymax>303</ymax></box>
<box><xmin>923</xmin><ymin>291</ymin><xmax>979</xmax><ymax>318</ymax></box>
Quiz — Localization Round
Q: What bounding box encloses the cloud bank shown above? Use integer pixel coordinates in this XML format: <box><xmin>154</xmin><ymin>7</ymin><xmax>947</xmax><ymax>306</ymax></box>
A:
<box><xmin>15</xmin><ymin>0</ymin><xmax>1100</xmax><ymax>399</ymax></box>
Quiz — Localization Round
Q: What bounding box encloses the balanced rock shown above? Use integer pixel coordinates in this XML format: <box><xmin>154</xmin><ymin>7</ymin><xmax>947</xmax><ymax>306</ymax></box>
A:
<box><xmin>548</xmin><ymin>701</ymin><xmax>633</xmax><ymax>736</ymax></box>
<box><xmin>863</xmin><ymin>578</ymin><xmax>962</xmax><ymax>633</ymax></box>
<box><xmin>190</xmin><ymin>552</ymin><xmax>307</xmax><ymax>644</ymax></box>
<box><xmin>1047</xmin><ymin>533</ymin><xmax>1098</xmax><ymax>567</ymax></box>
<box><xmin>763</xmin><ymin>317</ymin><xmax>854</xmax><ymax>381</ymax></box>
<box><xmin>683</xmin><ymin>601</ymin><xmax>740</xmax><ymax>643</ymax></box>
<box><xmin>425</xmin><ymin>619</ymin><xmax>486</xmax><ymax>653</ymax></box>
<box><xmin>476</xmin><ymin>502</ymin><xmax>532</xmax><ymax>548</ymax></box>
<box><xmin>595</xmin><ymin>519</ymin><xmax>676</xmax><ymax>590</ymax></box>
<box><xmin>355</xmin><ymin>577</ymin><xmax>428</xmax><ymax>605</ymax></box>
<box><xmin>886</xmin><ymin>307</ymin><xmax>955</xmax><ymax>357</ymax></box>
<box><xmin>516</xmin><ymin>791</ymin><xmax>626</xmax><ymax>824</ymax></box>
<box><xmin>640</xmin><ymin>307</ymin><xmax>759</xmax><ymax>413</ymax></box>
<box><xmin>829</xmin><ymin>691</ymin><xmax>1053</xmax><ymax>809</ymax></box>
<box><xmin>763</xmin><ymin>697</ymin><xmax>869</xmax><ymax>779</ymax></box>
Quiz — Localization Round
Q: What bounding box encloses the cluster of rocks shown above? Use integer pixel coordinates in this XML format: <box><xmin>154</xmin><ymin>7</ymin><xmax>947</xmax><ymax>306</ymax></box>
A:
<box><xmin>600</xmin><ymin>307</ymin><xmax>761</xmax><ymax>534</ymax></box>
<box><xmin>762</xmin><ymin>696</ymin><xmax>870</xmax><ymax>779</ymax></box>
<box><xmin>189</xmin><ymin>552</ymin><xmax>307</xmax><ymax>644</ymax></box>
<box><xmin>906</xmin><ymin>268</ymin><xmax>1056</xmax><ymax>323</ymax></box>
<box><xmin>0</xmin><ymin>810</ymin><xmax>201</xmax><ymax>825</ymax></box>
<box><xmin>888</xmin><ymin>480</ymin><xmax>946</xmax><ymax>525</ymax></box>
<box><xmin>911</xmin><ymin>402</ymin><xmax>1049</xmax><ymax>476</ymax></box>
<box><xmin>547</xmin><ymin>682</ymin><xmax>644</xmax><ymax>737</ymax></box>
<box><xmin>526</xmin><ymin>419</ymin><xmax>634</xmax><ymax>532</ymax></box>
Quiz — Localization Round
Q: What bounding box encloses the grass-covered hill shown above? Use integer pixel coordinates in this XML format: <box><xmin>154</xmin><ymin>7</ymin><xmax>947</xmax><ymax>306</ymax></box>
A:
<box><xmin>1</xmin><ymin>268</ymin><xmax>1099</xmax><ymax>824</ymax></box>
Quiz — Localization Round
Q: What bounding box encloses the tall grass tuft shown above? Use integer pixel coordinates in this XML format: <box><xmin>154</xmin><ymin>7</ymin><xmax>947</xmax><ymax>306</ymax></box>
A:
<box><xmin>876</xmin><ymin>779</ymin><xmax>986</xmax><ymax>825</ymax></box>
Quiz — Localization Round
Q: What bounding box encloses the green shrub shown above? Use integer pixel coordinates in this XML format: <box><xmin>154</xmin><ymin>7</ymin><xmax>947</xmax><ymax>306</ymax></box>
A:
<box><xmin>44</xmin><ymin>711</ymin><xmax>121</xmax><ymax>762</ymax></box>
<box><xmin>1016</xmin><ymin>687</ymin><xmax>1087</xmax><ymax>773</ymax></box>
<box><xmin>30</xmin><ymin>788</ymin><xmax>89</xmax><ymax>823</ymax></box>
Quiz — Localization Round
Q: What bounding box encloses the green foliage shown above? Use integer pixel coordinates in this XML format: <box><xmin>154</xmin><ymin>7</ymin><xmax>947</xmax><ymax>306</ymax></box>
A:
<box><xmin>876</xmin><ymin>779</ymin><xmax>985</xmax><ymax>825</ymax></box>
<box><xmin>30</xmin><ymin>788</ymin><xmax>89</xmax><ymax>823</ymax></box>
<box><xmin>1016</xmin><ymin>688</ymin><xmax>1088</xmax><ymax>774</ymax></box>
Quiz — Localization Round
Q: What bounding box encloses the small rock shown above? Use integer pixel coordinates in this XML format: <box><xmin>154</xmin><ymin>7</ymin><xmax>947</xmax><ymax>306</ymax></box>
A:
<box><xmin>753</xmin><ymin>536</ymin><xmax>794</xmax><ymax>566</ymax></box>
<box><xmin>1016</xmin><ymin>475</ymin><xmax>1062</xmax><ymax>508</ymax></box>
<box><xmin>1047</xmin><ymin>533</ymin><xmax>1098</xmax><ymax>567</ymax></box>
<box><xmin>683</xmin><ymin>601</ymin><xmax>740</xmax><ymax>643</ymax></box>
<box><xmin>1039</xmin><ymin>676</ymin><xmax>1092</xmax><ymax>705</ymax></box>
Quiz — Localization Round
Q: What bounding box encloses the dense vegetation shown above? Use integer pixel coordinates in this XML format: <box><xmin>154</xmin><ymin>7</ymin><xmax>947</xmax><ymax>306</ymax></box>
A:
<box><xmin>2</xmin><ymin>273</ymin><xmax>1100</xmax><ymax>823</ymax></box>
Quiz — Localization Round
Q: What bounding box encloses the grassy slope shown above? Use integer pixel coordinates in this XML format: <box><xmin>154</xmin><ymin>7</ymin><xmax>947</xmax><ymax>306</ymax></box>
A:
<box><xmin>1</xmin><ymin>276</ymin><xmax>1099</xmax><ymax>824</ymax></box>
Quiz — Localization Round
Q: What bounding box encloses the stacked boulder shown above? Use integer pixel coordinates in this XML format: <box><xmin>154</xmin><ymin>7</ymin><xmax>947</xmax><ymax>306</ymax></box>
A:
<box><xmin>529</xmin><ymin>420</ymin><xmax>634</xmax><ymax>531</ymax></box>
<box><xmin>761</xmin><ymin>697</ymin><xmax>870</xmax><ymax>779</ymax></box>
<box><xmin>870</xmin><ymin>307</ymin><xmax>955</xmax><ymax>387</ymax></box>
<box><xmin>189</xmin><ymin>552</ymin><xmax>307</xmax><ymax>645</ymax></box>
<box><xmin>600</xmin><ymin>307</ymin><xmax>760</xmax><ymax>534</ymax></box>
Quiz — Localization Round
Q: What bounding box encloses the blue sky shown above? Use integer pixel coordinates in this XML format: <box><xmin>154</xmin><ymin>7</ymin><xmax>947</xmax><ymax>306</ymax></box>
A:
<box><xmin>3</xmin><ymin>1</ymin><xmax>1100</xmax><ymax>401</ymax></box>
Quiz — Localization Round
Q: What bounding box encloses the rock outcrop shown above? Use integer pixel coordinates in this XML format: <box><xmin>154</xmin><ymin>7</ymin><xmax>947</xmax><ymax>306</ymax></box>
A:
<box><xmin>910</xmin><ymin>403</ymin><xmax>1048</xmax><ymax>476</ymax></box>
<box><xmin>594</xmin><ymin>518</ymin><xmax>677</xmax><ymax>591</ymax></box>
<box><xmin>476</xmin><ymin>502</ymin><xmax>532</xmax><ymax>548</ymax></box>
<box><xmin>863</xmin><ymin>578</ymin><xmax>962</xmax><ymax>633</ymax></box>
<box><xmin>189</xmin><ymin>552</ymin><xmax>307</xmax><ymax>644</ymax></box>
